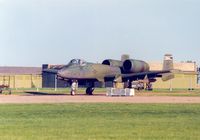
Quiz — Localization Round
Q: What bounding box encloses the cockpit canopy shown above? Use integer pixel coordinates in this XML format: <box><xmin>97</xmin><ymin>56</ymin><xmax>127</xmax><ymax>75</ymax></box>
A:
<box><xmin>69</xmin><ymin>59</ymin><xmax>86</xmax><ymax>66</ymax></box>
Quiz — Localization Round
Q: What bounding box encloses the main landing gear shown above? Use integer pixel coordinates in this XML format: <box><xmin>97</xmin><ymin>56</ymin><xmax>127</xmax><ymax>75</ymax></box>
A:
<box><xmin>86</xmin><ymin>87</ymin><xmax>95</xmax><ymax>95</ymax></box>
<box><xmin>145</xmin><ymin>82</ymin><xmax>153</xmax><ymax>91</ymax></box>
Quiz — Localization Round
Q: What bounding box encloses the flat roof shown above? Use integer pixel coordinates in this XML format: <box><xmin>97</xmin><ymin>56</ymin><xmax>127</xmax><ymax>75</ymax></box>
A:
<box><xmin>0</xmin><ymin>67</ymin><xmax>42</xmax><ymax>75</ymax></box>
<box><xmin>148</xmin><ymin>62</ymin><xmax>197</xmax><ymax>72</ymax></box>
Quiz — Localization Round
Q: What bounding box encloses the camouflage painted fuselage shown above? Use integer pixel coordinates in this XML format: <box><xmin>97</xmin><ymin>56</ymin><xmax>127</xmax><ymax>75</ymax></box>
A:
<box><xmin>58</xmin><ymin>62</ymin><xmax>121</xmax><ymax>81</ymax></box>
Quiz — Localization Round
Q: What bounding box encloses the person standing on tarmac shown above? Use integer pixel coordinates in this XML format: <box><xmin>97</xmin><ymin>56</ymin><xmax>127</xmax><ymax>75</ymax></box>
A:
<box><xmin>71</xmin><ymin>80</ymin><xmax>78</xmax><ymax>95</ymax></box>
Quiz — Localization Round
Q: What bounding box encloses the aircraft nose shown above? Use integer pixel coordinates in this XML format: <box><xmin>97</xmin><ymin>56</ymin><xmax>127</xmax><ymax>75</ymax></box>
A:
<box><xmin>57</xmin><ymin>69</ymin><xmax>65</xmax><ymax>77</ymax></box>
<box><xmin>57</xmin><ymin>69</ymin><xmax>72</xmax><ymax>78</ymax></box>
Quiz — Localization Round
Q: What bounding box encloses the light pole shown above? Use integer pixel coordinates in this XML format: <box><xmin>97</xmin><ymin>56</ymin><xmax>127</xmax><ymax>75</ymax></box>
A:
<box><xmin>169</xmin><ymin>79</ymin><xmax>173</xmax><ymax>92</ymax></box>
<box><xmin>55</xmin><ymin>74</ymin><xmax>57</xmax><ymax>91</ymax></box>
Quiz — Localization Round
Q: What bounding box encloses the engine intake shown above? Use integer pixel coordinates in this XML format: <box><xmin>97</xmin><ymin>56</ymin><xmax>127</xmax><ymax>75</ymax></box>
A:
<box><xmin>123</xmin><ymin>59</ymin><xmax>150</xmax><ymax>73</ymax></box>
<box><xmin>102</xmin><ymin>59</ymin><xmax>123</xmax><ymax>67</ymax></box>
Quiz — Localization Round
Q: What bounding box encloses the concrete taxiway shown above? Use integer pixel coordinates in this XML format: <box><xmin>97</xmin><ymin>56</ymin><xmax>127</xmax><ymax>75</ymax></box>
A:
<box><xmin>0</xmin><ymin>94</ymin><xmax>200</xmax><ymax>104</ymax></box>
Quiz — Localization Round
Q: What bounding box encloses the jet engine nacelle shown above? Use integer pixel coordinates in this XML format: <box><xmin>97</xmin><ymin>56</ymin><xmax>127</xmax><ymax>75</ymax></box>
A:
<box><xmin>123</xmin><ymin>59</ymin><xmax>150</xmax><ymax>73</ymax></box>
<box><xmin>102</xmin><ymin>59</ymin><xmax>123</xmax><ymax>67</ymax></box>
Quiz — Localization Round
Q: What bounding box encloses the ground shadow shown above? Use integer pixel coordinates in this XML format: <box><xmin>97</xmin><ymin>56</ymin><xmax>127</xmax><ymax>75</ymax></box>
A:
<box><xmin>25</xmin><ymin>91</ymin><xmax>67</xmax><ymax>96</ymax></box>
<box><xmin>24</xmin><ymin>91</ymin><xmax>106</xmax><ymax>96</ymax></box>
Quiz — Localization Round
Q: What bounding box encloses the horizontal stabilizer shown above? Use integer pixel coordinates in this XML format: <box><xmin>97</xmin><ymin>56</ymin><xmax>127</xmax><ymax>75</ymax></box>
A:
<box><xmin>162</xmin><ymin>73</ymin><xmax>174</xmax><ymax>81</ymax></box>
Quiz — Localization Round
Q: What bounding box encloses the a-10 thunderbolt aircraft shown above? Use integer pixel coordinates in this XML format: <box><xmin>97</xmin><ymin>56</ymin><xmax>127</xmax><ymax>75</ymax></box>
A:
<box><xmin>43</xmin><ymin>54</ymin><xmax>175</xmax><ymax>95</ymax></box>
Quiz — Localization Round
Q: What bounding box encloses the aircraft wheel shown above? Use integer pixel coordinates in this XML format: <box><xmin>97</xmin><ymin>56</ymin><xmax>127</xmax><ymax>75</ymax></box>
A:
<box><xmin>86</xmin><ymin>87</ymin><xmax>94</xmax><ymax>95</ymax></box>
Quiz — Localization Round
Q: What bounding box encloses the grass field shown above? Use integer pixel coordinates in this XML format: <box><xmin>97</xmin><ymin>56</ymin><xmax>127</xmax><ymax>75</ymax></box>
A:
<box><xmin>0</xmin><ymin>104</ymin><xmax>200</xmax><ymax>140</ymax></box>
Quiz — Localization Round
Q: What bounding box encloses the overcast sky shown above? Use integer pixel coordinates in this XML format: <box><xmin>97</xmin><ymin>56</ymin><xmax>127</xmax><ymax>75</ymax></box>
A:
<box><xmin>0</xmin><ymin>0</ymin><xmax>199</xmax><ymax>66</ymax></box>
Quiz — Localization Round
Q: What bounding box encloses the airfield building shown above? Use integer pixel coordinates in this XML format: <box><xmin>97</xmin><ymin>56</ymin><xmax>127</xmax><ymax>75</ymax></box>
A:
<box><xmin>42</xmin><ymin>64</ymin><xmax>69</xmax><ymax>88</ymax></box>
<box><xmin>0</xmin><ymin>67</ymin><xmax>42</xmax><ymax>88</ymax></box>
<box><xmin>149</xmin><ymin>61</ymin><xmax>198</xmax><ymax>90</ymax></box>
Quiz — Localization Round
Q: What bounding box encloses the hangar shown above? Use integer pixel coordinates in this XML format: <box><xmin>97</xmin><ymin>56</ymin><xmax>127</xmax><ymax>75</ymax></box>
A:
<box><xmin>149</xmin><ymin>61</ymin><xmax>199</xmax><ymax>90</ymax></box>
<box><xmin>42</xmin><ymin>64</ymin><xmax>69</xmax><ymax>88</ymax></box>
<box><xmin>0</xmin><ymin>67</ymin><xmax>42</xmax><ymax>88</ymax></box>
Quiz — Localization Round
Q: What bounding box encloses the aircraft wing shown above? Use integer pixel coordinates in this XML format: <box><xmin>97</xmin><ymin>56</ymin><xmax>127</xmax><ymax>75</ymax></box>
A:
<box><xmin>121</xmin><ymin>70</ymin><xmax>173</xmax><ymax>81</ymax></box>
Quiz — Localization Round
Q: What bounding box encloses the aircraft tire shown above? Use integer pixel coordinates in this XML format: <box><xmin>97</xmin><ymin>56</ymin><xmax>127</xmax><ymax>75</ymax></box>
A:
<box><xmin>86</xmin><ymin>87</ymin><xmax>94</xmax><ymax>95</ymax></box>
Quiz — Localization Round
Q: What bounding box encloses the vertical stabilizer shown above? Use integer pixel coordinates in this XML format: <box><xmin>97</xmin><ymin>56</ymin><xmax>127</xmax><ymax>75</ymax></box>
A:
<box><xmin>163</xmin><ymin>54</ymin><xmax>174</xmax><ymax>71</ymax></box>
<box><xmin>121</xmin><ymin>54</ymin><xmax>130</xmax><ymax>62</ymax></box>
<box><xmin>162</xmin><ymin>54</ymin><xmax>174</xmax><ymax>81</ymax></box>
